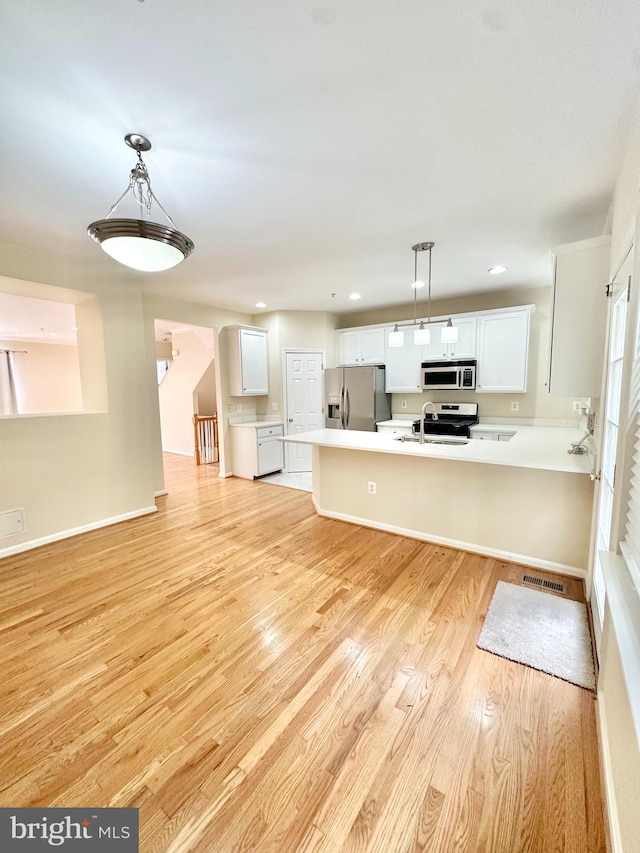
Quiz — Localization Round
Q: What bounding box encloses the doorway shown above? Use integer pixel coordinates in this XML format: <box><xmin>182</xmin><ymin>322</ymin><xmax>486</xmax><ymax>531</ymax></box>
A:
<box><xmin>283</xmin><ymin>350</ymin><xmax>324</xmax><ymax>473</ymax></box>
<box><xmin>589</xmin><ymin>245</ymin><xmax>633</xmax><ymax>656</ymax></box>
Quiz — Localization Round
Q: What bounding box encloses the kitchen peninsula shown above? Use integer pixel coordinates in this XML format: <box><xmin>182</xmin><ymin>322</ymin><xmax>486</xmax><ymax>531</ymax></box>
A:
<box><xmin>282</xmin><ymin>426</ymin><xmax>595</xmax><ymax>575</ymax></box>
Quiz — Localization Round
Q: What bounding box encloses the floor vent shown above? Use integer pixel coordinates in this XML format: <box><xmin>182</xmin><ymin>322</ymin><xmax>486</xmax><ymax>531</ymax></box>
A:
<box><xmin>521</xmin><ymin>574</ymin><xmax>566</xmax><ymax>594</ymax></box>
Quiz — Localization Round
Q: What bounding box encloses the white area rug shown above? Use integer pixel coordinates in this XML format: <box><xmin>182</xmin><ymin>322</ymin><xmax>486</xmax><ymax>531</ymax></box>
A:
<box><xmin>477</xmin><ymin>581</ymin><xmax>596</xmax><ymax>691</ymax></box>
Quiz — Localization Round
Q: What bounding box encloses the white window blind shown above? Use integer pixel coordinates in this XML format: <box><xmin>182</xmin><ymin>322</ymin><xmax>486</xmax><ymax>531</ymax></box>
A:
<box><xmin>620</xmin><ymin>293</ymin><xmax>640</xmax><ymax>593</ymax></box>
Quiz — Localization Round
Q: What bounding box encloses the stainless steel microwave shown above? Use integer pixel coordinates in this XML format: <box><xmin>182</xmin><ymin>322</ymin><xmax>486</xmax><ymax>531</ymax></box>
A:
<box><xmin>421</xmin><ymin>359</ymin><xmax>476</xmax><ymax>391</ymax></box>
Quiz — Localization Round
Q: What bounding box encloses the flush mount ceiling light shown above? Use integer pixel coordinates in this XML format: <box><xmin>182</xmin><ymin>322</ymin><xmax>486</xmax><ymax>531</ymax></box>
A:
<box><xmin>88</xmin><ymin>133</ymin><xmax>194</xmax><ymax>272</ymax></box>
<box><xmin>488</xmin><ymin>265</ymin><xmax>508</xmax><ymax>275</ymax></box>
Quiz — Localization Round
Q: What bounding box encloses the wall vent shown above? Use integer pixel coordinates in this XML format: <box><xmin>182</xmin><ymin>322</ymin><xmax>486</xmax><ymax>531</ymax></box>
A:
<box><xmin>521</xmin><ymin>573</ymin><xmax>565</xmax><ymax>594</ymax></box>
<box><xmin>0</xmin><ymin>508</ymin><xmax>26</xmax><ymax>539</ymax></box>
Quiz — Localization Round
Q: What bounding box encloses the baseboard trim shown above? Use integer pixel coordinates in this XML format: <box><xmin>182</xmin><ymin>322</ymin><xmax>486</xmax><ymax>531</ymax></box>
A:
<box><xmin>597</xmin><ymin>696</ymin><xmax>623</xmax><ymax>853</ymax></box>
<box><xmin>311</xmin><ymin>498</ymin><xmax>586</xmax><ymax>578</ymax></box>
<box><xmin>154</xmin><ymin>489</ymin><xmax>169</xmax><ymax>497</ymax></box>
<box><xmin>0</xmin><ymin>505</ymin><xmax>158</xmax><ymax>560</ymax></box>
<box><xmin>162</xmin><ymin>449</ymin><xmax>194</xmax><ymax>457</ymax></box>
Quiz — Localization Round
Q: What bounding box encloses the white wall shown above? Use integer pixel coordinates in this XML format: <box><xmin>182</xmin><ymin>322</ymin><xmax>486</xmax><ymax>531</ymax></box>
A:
<box><xmin>0</xmin><ymin>338</ymin><xmax>82</xmax><ymax>414</ymax></box>
<box><xmin>0</xmin><ymin>240</ymin><xmax>158</xmax><ymax>554</ymax></box>
<box><xmin>158</xmin><ymin>330</ymin><xmax>214</xmax><ymax>456</ymax></box>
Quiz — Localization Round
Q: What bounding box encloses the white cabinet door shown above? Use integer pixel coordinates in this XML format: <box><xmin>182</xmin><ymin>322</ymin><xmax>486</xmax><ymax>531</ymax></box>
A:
<box><xmin>240</xmin><ymin>329</ymin><xmax>269</xmax><ymax>395</ymax></box>
<box><xmin>476</xmin><ymin>311</ymin><xmax>530</xmax><ymax>393</ymax></box>
<box><xmin>385</xmin><ymin>325</ymin><xmax>423</xmax><ymax>392</ymax></box>
<box><xmin>422</xmin><ymin>323</ymin><xmax>447</xmax><ymax>360</ymax></box>
<box><xmin>446</xmin><ymin>317</ymin><xmax>476</xmax><ymax>359</ymax></box>
<box><xmin>360</xmin><ymin>328</ymin><xmax>386</xmax><ymax>364</ymax></box>
<box><xmin>549</xmin><ymin>236</ymin><xmax>610</xmax><ymax>397</ymax></box>
<box><xmin>338</xmin><ymin>328</ymin><xmax>385</xmax><ymax>365</ymax></box>
<box><xmin>257</xmin><ymin>436</ymin><xmax>284</xmax><ymax>475</ymax></box>
<box><xmin>337</xmin><ymin>331</ymin><xmax>360</xmax><ymax>366</ymax></box>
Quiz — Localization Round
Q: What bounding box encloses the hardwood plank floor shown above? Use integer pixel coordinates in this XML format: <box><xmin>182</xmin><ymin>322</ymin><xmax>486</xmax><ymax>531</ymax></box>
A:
<box><xmin>0</xmin><ymin>454</ymin><xmax>606</xmax><ymax>852</ymax></box>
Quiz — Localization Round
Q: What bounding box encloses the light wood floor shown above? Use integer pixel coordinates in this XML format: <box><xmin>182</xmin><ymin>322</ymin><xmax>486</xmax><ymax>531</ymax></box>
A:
<box><xmin>0</xmin><ymin>454</ymin><xmax>606</xmax><ymax>852</ymax></box>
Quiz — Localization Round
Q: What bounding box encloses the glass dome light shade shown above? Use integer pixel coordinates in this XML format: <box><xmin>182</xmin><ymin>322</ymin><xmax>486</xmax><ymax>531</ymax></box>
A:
<box><xmin>413</xmin><ymin>325</ymin><xmax>430</xmax><ymax>345</ymax></box>
<box><xmin>440</xmin><ymin>321</ymin><xmax>459</xmax><ymax>344</ymax></box>
<box><xmin>388</xmin><ymin>327</ymin><xmax>404</xmax><ymax>348</ymax></box>
<box><xmin>88</xmin><ymin>218</ymin><xmax>194</xmax><ymax>272</ymax></box>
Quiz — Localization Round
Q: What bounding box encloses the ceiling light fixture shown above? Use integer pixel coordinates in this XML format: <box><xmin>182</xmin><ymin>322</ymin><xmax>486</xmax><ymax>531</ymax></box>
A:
<box><xmin>349</xmin><ymin>292</ymin><xmax>362</xmax><ymax>300</ymax></box>
<box><xmin>387</xmin><ymin>242</ymin><xmax>458</xmax><ymax>349</ymax></box>
<box><xmin>88</xmin><ymin>133</ymin><xmax>194</xmax><ymax>272</ymax></box>
<box><xmin>255</xmin><ymin>302</ymin><xmax>267</xmax><ymax>308</ymax></box>
<box><xmin>488</xmin><ymin>265</ymin><xmax>508</xmax><ymax>274</ymax></box>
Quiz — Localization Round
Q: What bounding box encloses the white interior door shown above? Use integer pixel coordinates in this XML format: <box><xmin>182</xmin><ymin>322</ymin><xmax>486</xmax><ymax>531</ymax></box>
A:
<box><xmin>590</xmin><ymin>249</ymin><xmax>632</xmax><ymax>656</ymax></box>
<box><xmin>284</xmin><ymin>350</ymin><xmax>324</xmax><ymax>472</ymax></box>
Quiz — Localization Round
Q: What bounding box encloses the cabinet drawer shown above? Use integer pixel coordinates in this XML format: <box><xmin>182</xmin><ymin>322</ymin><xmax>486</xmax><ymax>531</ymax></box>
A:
<box><xmin>256</xmin><ymin>425</ymin><xmax>283</xmax><ymax>439</ymax></box>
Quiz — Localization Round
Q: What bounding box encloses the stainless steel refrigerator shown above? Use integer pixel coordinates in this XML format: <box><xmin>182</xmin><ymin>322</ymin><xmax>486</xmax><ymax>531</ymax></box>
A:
<box><xmin>325</xmin><ymin>366</ymin><xmax>391</xmax><ymax>431</ymax></box>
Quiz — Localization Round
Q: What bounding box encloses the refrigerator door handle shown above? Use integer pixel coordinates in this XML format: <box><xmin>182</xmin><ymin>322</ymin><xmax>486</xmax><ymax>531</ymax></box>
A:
<box><xmin>340</xmin><ymin>385</ymin><xmax>346</xmax><ymax>429</ymax></box>
<box><xmin>345</xmin><ymin>388</ymin><xmax>350</xmax><ymax>429</ymax></box>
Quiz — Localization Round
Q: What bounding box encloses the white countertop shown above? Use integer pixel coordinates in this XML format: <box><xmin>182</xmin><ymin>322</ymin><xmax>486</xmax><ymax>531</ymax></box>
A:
<box><xmin>229</xmin><ymin>420</ymin><xmax>283</xmax><ymax>429</ymax></box>
<box><xmin>281</xmin><ymin>426</ymin><xmax>594</xmax><ymax>474</ymax></box>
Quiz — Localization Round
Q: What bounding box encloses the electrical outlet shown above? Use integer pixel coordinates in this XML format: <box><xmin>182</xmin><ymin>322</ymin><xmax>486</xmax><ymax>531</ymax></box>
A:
<box><xmin>510</xmin><ymin>401</ymin><xmax>519</xmax><ymax>412</ymax></box>
<box><xmin>237</xmin><ymin>404</ymin><xmax>242</xmax><ymax>412</ymax></box>
<box><xmin>401</xmin><ymin>400</ymin><xmax>407</xmax><ymax>409</ymax></box>
<box><xmin>271</xmin><ymin>402</ymin><xmax>278</xmax><ymax>411</ymax></box>
<box><xmin>367</xmin><ymin>481</ymin><xmax>376</xmax><ymax>495</ymax></box>
<box><xmin>572</xmin><ymin>400</ymin><xmax>582</xmax><ymax>413</ymax></box>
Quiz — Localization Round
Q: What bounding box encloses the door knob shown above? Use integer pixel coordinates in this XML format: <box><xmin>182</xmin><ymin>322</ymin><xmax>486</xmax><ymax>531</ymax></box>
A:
<box><xmin>288</xmin><ymin>418</ymin><xmax>293</xmax><ymax>422</ymax></box>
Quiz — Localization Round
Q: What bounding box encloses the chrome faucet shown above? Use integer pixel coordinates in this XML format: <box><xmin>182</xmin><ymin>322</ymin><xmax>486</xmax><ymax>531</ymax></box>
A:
<box><xmin>419</xmin><ymin>401</ymin><xmax>438</xmax><ymax>444</ymax></box>
<box><xmin>567</xmin><ymin>430</ymin><xmax>592</xmax><ymax>455</ymax></box>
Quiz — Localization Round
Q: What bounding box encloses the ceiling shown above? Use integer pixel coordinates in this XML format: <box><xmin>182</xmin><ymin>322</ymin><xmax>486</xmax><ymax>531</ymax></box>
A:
<box><xmin>2</xmin><ymin>1</ymin><xmax>640</xmax><ymax>318</ymax></box>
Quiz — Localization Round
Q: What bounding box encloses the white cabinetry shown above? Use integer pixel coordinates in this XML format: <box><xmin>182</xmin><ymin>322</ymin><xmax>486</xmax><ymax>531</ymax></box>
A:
<box><xmin>423</xmin><ymin>318</ymin><xmax>476</xmax><ymax>361</ymax></box>
<box><xmin>385</xmin><ymin>319</ymin><xmax>478</xmax><ymax>392</ymax></box>
<box><xmin>548</xmin><ymin>236</ymin><xmax>611</xmax><ymax>397</ymax></box>
<box><xmin>231</xmin><ymin>423</ymin><xmax>284</xmax><ymax>479</ymax></box>
<box><xmin>476</xmin><ymin>310</ymin><xmax>531</xmax><ymax>393</ymax></box>
<box><xmin>376</xmin><ymin>421</ymin><xmax>414</xmax><ymax>436</ymax></box>
<box><xmin>337</xmin><ymin>327</ymin><xmax>385</xmax><ymax>366</ymax></box>
<box><xmin>470</xmin><ymin>427</ymin><xmax>516</xmax><ymax>442</ymax></box>
<box><xmin>226</xmin><ymin>326</ymin><xmax>269</xmax><ymax>396</ymax></box>
<box><xmin>385</xmin><ymin>325</ymin><xmax>423</xmax><ymax>392</ymax></box>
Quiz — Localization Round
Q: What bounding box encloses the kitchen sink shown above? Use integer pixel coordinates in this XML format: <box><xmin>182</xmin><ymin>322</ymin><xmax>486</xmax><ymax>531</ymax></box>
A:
<box><xmin>393</xmin><ymin>435</ymin><xmax>468</xmax><ymax>446</ymax></box>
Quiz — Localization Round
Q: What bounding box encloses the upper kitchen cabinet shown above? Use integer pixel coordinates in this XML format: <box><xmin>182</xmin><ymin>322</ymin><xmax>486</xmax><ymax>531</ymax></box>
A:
<box><xmin>422</xmin><ymin>317</ymin><xmax>476</xmax><ymax>361</ymax></box>
<box><xmin>337</xmin><ymin>327</ymin><xmax>386</xmax><ymax>366</ymax></box>
<box><xmin>385</xmin><ymin>325</ymin><xmax>423</xmax><ymax>392</ymax></box>
<box><xmin>548</xmin><ymin>235</ymin><xmax>611</xmax><ymax>398</ymax></box>
<box><xmin>476</xmin><ymin>308</ymin><xmax>532</xmax><ymax>393</ymax></box>
<box><xmin>226</xmin><ymin>325</ymin><xmax>269</xmax><ymax>396</ymax></box>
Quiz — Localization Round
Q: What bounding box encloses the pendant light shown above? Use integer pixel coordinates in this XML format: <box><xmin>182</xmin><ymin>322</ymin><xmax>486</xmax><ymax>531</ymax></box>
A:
<box><xmin>88</xmin><ymin>134</ymin><xmax>194</xmax><ymax>272</ymax></box>
<box><xmin>386</xmin><ymin>241</ymin><xmax>459</xmax><ymax>347</ymax></box>
<box><xmin>413</xmin><ymin>242</ymin><xmax>433</xmax><ymax>345</ymax></box>
<box><xmin>388</xmin><ymin>324</ymin><xmax>404</xmax><ymax>348</ymax></box>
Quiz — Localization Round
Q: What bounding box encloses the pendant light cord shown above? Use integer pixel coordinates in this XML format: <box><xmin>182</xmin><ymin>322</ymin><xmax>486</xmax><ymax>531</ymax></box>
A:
<box><xmin>427</xmin><ymin>244</ymin><xmax>432</xmax><ymax>325</ymax></box>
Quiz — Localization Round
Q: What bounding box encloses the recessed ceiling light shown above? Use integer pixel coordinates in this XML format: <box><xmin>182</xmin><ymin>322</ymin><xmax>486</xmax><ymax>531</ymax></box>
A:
<box><xmin>488</xmin><ymin>265</ymin><xmax>508</xmax><ymax>275</ymax></box>
<box><xmin>255</xmin><ymin>302</ymin><xmax>267</xmax><ymax>308</ymax></box>
<box><xmin>411</xmin><ymin>280</ymin><xmax>425</xmax><ymax>289</ymax></box>
<box><xmin>349</xmin><ymin>292</ymin><xmax>362</xmax><ymax>300</ymax></box>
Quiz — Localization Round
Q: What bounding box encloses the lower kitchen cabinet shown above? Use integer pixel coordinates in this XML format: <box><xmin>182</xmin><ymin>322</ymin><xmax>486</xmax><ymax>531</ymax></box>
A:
<box><xmin>231</xmin><ymin>422</ymin><xmax>284</xmax><ymax>479</ymax></box>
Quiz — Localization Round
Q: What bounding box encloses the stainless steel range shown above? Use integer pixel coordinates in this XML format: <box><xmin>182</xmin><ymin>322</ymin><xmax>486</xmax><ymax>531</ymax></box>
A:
<box><xmin>412</xmin><ymin>402</ymin><xmax>479</xmax><ymax>438</ymax></box>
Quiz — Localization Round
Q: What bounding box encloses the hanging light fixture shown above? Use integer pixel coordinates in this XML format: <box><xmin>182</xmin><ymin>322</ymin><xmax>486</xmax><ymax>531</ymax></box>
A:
<box><xmin>386</xmin><ymin>241</ymin><xmax>459</xmax><ymax>347</ymax></box>
<box><xmin>413</xmin><ymin>242</ymin><xmax>433</xmax><ymax>345</ymax></box>
<box><xmin>388</xmin><ymin>323</ymin><xmax>404</xmax><ymax>348</ymax></box>
<box><xmin>88</xmin><ymin>133</ymin><xmax>194</xmax><ymax>272</ymax></box>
